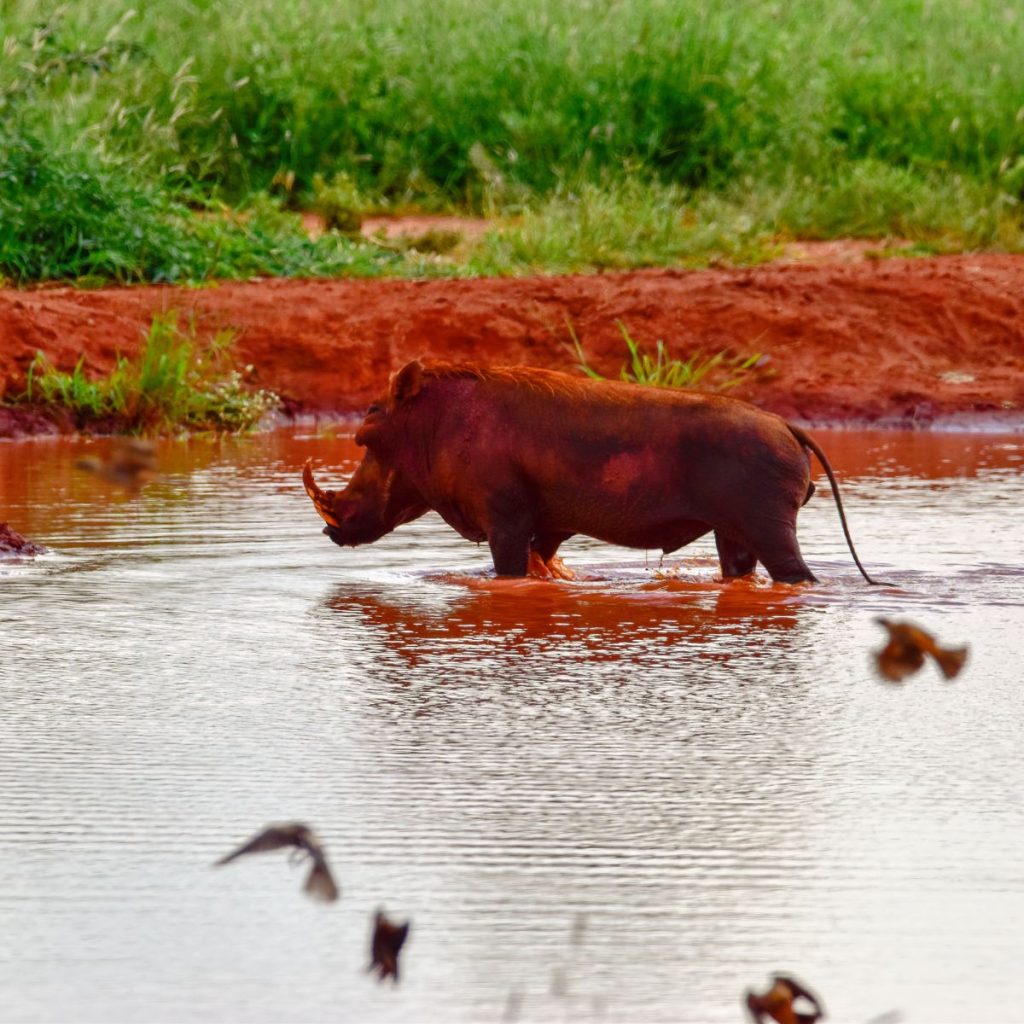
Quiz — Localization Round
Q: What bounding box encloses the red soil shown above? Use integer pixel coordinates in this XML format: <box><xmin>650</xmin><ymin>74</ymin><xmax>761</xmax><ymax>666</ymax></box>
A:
<box><xmin>2</xmin><ymin>253</ymin><xmax>1023</xmax><ymax>435</ymax></box>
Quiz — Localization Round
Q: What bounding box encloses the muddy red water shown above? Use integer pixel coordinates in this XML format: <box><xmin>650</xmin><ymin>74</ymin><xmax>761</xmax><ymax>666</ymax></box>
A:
<box><xmin>2</xmin><ymin>254</ymin><xmax>1024</xmax><ymax>436</ymax></box>
<box><xmin>2</xmin><ymin>428</ymin><xmax>1023</xmax><ymax>1023</ymax></box>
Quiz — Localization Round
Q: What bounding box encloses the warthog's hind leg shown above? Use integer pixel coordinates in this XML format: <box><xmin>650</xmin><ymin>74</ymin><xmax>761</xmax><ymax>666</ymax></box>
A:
<box><xmin>754</xmin><ymin>524</ymin><xmax>817</xmax><ymax>584</ymax></box>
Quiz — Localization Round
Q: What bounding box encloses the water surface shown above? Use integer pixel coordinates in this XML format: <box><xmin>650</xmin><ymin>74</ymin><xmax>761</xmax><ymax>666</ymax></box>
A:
<box><xmin>2</xmin><ymin>430</ymin><xmax>1023</xmax><ymax>1023</ymax></box>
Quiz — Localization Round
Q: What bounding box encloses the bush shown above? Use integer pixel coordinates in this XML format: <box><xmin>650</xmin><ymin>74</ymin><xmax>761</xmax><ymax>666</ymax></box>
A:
<box><xmin>0</xmin><ymin>128</ymin><xmax>428</xmax><ymax>283</ymax></box>
<box><xmin>20</xmin><ymin>313</ymin><xmax>279</xmax><ymax>433</ymax></box>
<box><xmin>0</xmin><ymin>131</ymin><xmax>187</xmax><ymax>282</ymax></box>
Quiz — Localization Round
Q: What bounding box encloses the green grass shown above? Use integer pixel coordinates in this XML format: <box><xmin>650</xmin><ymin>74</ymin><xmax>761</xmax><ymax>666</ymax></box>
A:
<box><xmin>1</xmin><ymin>0</ymin><xmax>1023</xmax><ymax>282</ymax></box>
<box><xmin>0</xmin><ymin>128</ymin><xmax>448</xmax><ymax>284</ymax></box>
<box><xmin>465</xmin><ymin>179</ymin><xmax>780</xmax><ymax>274</ymax></box>
<box><xmin>572</xmin><ymin>320</ymin><xmax>764</xmax><ymax>392</ymax></box>
<box><xmin>462</xmin><ymin>169</ymin><xmax>1024</xmax><ymax>275</ymax></box>
<box><xmin>19</xmin><ymin>313</ymin><xmax>279</xmax><ymax>433</ymax></box>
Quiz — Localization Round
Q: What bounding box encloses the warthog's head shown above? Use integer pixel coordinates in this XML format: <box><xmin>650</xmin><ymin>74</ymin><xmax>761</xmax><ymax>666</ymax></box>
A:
<box><xmin>303</xmin><ymin>450</ymin><xmax>427</xmax><ymax>548</ymax></box>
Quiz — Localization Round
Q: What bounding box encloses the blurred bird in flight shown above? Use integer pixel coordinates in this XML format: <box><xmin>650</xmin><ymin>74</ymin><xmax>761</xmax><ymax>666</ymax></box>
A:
<box><xmin>874</xmin><ymin>617</ymin><xmax>968</xmax><ymax>682</ymax></box>
<box><xmin>369</xmin><ymin>910</ymin><xmax>410</xmax><ymax>982</ymax></box>
<box><xmin>215</xmin><ymin>822</ymin><xmax>339</xmax><ymax>902</ymax></box>
<box><xmin>745</xmin><ymin>974</ymin><xmax>824</xmax><ymax>1024</ymax></box>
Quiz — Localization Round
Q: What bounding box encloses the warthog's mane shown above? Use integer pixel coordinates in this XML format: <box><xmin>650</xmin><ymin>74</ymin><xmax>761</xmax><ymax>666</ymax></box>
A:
<box><xmin>414</xmin><ymin>360</ymin><xmax>655</xmax><ymax>406</ymax></box>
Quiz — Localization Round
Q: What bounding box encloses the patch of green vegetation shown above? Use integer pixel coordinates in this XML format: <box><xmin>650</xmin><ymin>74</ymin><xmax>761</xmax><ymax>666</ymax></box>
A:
<box><xmin>310</xmin><ymin>172</ymin><xmax>367</xmax><ymax>234</ymax></box>
<box><xmin>758</xmin><ymin>162</ymin><xmax>1022</xmax><ymax>247</ymax></box>
<box><xmin>0</xmin><ymin>25</ymin><xmax>446</xmax><ymax>283</ymax></box>
<box><xmin>12</xmin><ymin>0</ymin><xmax>1022</xmax><ymax>199</ymax></box>
<box><xmin>19</xmin><ymin>313</ymin><xmax>279</xmax><ymax>433</ymax></box>
<box><xmin>0</xmin><ymin>129</ymin><xmax>446</xmax><ymax>283</ymax></box>
<box><xmin>572</xmin><ymin>321</ymin><xmax>764</xmax><ymax>392</ymax></box>
<box><xmin>462</xmin><ymin>171</ymin><xmax>1024</xmax><ymax>275</ymax></box>
<box><xmin>1</xmin><ymin>0</ymin><xmax>1023</xmax><ymax>282</ymax></box>
<box><xmin>464</xmin><ymin>178</ymin><xmax>782</xmax><ymax>274</ymax></box>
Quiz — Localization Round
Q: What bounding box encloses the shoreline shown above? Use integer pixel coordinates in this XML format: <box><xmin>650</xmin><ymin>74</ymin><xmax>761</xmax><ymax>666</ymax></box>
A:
<box><xmin>2</xmin><ymin>254</ymin><xmax>1022</xmax><ymax>438</ymax></box>
<box><xmin>4</xmin><ymin>408</ymin><xmax>1024</xmax><ymax>442</ymax></box>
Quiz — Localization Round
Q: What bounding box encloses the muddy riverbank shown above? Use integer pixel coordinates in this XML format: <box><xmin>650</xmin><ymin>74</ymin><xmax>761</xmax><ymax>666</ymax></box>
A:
<box><xmin>2</xmin><ymin>254</ymin><xmax>1023</xmax><ymax>437</ymax></box>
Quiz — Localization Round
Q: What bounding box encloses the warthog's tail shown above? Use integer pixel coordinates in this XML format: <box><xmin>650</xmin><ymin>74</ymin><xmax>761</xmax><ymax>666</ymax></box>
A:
<box><xmin>788</xmin><ymin>424</ymin><xmax>894</xmax><ymax>587</ymax></box>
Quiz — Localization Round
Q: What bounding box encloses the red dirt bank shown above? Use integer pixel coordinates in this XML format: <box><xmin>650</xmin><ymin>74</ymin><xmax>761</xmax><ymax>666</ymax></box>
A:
<box><xmin>2</xmin><ymin>254</ymin><xmax>1023</xmax><ymax>434</ymax></box>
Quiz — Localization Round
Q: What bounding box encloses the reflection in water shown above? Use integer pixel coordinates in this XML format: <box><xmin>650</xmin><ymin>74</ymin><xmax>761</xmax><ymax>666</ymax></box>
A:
<box><xmin>1</xmin><ymin>429</ymin><xmax>1024</xmax><ymax>1023</ymax></box>
<box><xmin>74</xmin><ymin>437</ymin><xmax>160</xmax><ymax>491</ymax></box>
<box><xmin>325</xmin><ymin>572</ymin><xmax>803</xmax><ymax>670</ymax></box>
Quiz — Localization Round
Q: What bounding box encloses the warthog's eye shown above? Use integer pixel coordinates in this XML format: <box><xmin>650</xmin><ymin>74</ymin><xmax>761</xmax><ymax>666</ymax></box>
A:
<box><xmin>366</xmin><ymin>403</ymin><xmax>382</xmax><ymax>415</ymax></box>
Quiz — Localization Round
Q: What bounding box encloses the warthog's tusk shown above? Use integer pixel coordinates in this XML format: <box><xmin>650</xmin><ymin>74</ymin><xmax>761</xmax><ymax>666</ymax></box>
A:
<box><xmin>302</xmin><ymin>458</ymin><xmax>342</xmax><ymax>527</ymax></box>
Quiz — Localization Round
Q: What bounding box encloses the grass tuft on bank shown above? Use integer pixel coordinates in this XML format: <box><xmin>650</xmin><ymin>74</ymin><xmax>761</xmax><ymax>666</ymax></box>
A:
<box><xmin>18</xmin><ymin>314</ymin><xmax>279</xmax><ymax>433</ymax></box>
<box><xmin>572</xmin><ymin>320</ymin><xmax>766</xmax><ymax>392</ymax></box>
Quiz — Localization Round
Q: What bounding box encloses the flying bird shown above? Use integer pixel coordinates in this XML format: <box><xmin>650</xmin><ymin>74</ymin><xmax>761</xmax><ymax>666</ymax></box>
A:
<box><xmin>214</xmin><ymin>822</ymin><xmax>339</xmax><ymax>902</ymax></box>
<box><xmin>874</xmin><ymin>617</ymin><xmax>968</xmax><ymax>682</ymax></box>
<box><xmin>369</xmin><ymin>909</ymin><xmax>410</xmax><ymax>982</ymax></box>
<box><xmin>745</xmin><ymin>974</ymin><xmax>825</xmax><ymax>1024</ymax></box>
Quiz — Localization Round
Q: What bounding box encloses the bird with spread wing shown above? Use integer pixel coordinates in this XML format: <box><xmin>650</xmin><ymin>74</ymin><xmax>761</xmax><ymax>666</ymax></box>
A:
<box><xmin>214</xmin><ymin>822</ymin><xmax>339</xmax><ymax>902</ymax></box>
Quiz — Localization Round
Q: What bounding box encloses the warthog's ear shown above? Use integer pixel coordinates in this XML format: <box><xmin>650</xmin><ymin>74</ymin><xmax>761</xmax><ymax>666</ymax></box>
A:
<box><xmin>391</xmin><ymin>360</ymin><xmax>424</xmax><ymax>404</ymax></box>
